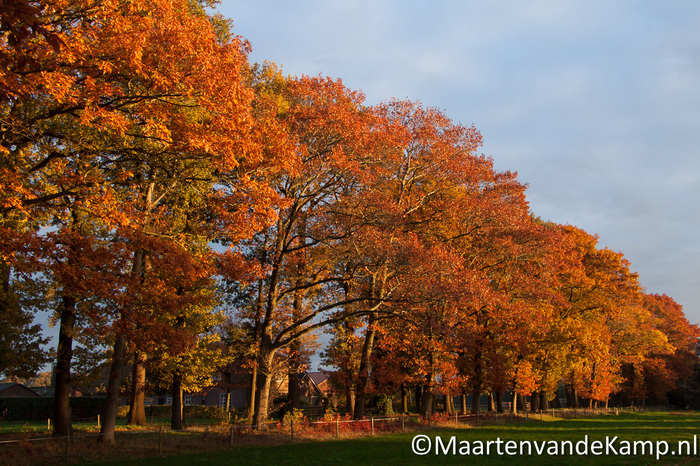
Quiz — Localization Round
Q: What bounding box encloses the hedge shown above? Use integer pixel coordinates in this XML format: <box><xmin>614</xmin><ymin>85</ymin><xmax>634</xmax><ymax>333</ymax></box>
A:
<box><xmin>0</xmin><ymin>397</ymin><xmax>106</xmax><ymax>421</ymax></box>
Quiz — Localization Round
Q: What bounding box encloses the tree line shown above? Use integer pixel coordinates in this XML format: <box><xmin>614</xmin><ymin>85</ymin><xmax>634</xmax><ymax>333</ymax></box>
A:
<box><xmin>1</xmin><ymin>0</ymin><xmax>697</xmax><ymax>443</ymax></box>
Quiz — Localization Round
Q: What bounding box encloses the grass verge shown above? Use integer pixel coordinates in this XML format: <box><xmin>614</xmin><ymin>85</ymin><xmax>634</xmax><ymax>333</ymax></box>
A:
<box><xmin>69</xmin><ymin>411</ymin><xmax>700</xmax><ymax>466</ymax></box>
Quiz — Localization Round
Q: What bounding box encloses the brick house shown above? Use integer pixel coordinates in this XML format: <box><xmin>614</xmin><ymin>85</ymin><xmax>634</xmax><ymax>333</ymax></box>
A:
<box><xmin>299</xmin><ymin>372</ymin><xmax>336</xmax><ymax>405</ymax></box>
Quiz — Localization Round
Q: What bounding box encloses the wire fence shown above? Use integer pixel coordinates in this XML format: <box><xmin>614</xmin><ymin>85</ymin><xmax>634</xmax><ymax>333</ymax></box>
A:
<box><xmin>0</xmin><ymin>406</ymin><xmax>648</xmax><ymax>465</ymax></box>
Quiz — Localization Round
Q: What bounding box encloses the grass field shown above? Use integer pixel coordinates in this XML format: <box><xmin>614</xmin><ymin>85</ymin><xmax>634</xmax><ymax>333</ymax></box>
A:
<box><xmin>3</xmin><ymin>411</ymin><xmax>700</xmax><ymax>465</ymax></box>
<box><xmin>71</xmin><ymin>411</ymin><xmax>700</xmax><ymax>466</ymax></box>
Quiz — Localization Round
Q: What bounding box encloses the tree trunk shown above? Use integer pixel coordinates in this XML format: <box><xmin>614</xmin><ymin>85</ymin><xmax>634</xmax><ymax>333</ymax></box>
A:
<box><xmin>287</xmin><ymin>269</ymin><xmax>306</xmax><ymax>409</ymax></box>
<box><xmin>471</xmin><ymin>387</ymin><xmax>481</xmax><ymax>414</ymax></box>
<box><xmin>99</xmin><ymin>248</ymin><xmax>145</xmax><ymax>443</ymax></box>
<box><xmin>518</xmin><ymin>393</ymin><xmax>527</xmax><ymax>412</ymax></box>
<box><xmin>539</xmin><ymin>391</ymin><xmax>548</xmax><ymax>411</ymax></box>
<box><xmin>461</xmin><ymin>393</ymin><xmax>467</xmax><ymax>415</ymax></box>
<box><xmin>353</xmin><ymin>312</ymin><xmax>376</xmax><ymax>420</ymax></box>
<box><xmin>127</xmin><ymin>351</ymin><xmax>147</xmax><ymax>425</ymax></box>
<box><xmin>420</xmin><ymin>384</ymin><xmax>434</xmax><ymax>418</ymax></box>
<box><xmin>287</xmin><ymin>340</ymin><xmax>301</xmax><ymax>409</ymax></box>
<box><xmin>247</xmin><ymin>364</ymin><xmax>257</xmax><ymax>420</ymax></box>
<box><xmin>488</xmin><ymin>392</ymin><xmax>495</xmax><ymax>412</ymax></box>
<box><xmin>496</xmin><ymin>391</ymin><xmax>504</xmax><ymax>413</ymax></box>
<box><xmin>530</xmin><ymin>391</ymin><xmax>539</xmax><ymax>413</ymax></box>
<box><xmin>511</xmin><ymin>390</ymin><xmax>518</xmax><ymax>415</ymax></box>
<box><xmin>400</xmin><ymin>384</ymin><xmax>409</xmax><ymax>413</ymax></box>
<box><xmin>171</xmin><ymin>370</ymin><xmax>184</xmax><ymax>430</ymax></box>
<box><xmin>346</xmin><ymin>384</ymin><xmax>355</xmax><ymax>416</ymax></box>
<box><xmin>445</xmin><ymin>393</ymin><xmax>454</xmax><ymax>415</ymax></box>
<box><xmin>415</xmin><ymin>384</ymin><xmax>423</xmax><ymax>412</ymax></box>
<box><xmin>53</xmin><ymin>295</ymin><xmax>76</xmax><ymax>437</ymax></box>
<box><xmin>247</xmin><ymin>276</ymin><xmax>265</xmax><ymax>421</ymax></box>
<box><xmin>98</xmin><ymin>331</ymin><xmax>127</xmax><ymax>444</ymax></box>
<box><xmin>252</xmin><ymin>341</ymin><xmax>276</xmax><ymax>429</ymax></box>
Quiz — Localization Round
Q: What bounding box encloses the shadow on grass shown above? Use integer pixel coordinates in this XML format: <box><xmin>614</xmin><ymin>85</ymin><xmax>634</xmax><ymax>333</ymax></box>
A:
<box><xmin>79</xmin><ymin>412</ymin><xmax>700</xmax><ymax>466</ymax></box>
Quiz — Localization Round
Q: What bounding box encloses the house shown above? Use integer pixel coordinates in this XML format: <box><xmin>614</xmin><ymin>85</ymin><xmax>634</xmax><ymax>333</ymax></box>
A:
<box><xmin>147</xmin><ymin>386</ymin><xmax>249</xmax><ymax>410</ymax></box>
<box><xmin>0</xmin><ymin>383</ymin><xmax>41</xmax><ymax>398</ymax></box>
<box><xmin>299</xmin><ymin>372</ymin><xmax>336</xmax><ymax>405</ymax></box>
<box><xmin>145</xmin><ymin>374</ymin><xmax>251</xmax><ymax>410</ymax></box>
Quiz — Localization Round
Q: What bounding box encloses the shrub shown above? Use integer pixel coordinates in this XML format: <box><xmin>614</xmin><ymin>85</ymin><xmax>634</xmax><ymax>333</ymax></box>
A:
<box><xmin>377</xmin><ymin>394</ymin><xmax>394</xmax><ymax>416</ymax></box>
<box><xmin>282</xmin><ymin>408</ymin><xmax>305</xmax><ymax>426</ymax></box>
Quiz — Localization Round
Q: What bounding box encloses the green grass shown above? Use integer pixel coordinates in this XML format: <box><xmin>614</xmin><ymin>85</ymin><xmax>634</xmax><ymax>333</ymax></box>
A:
<box><xmin>79</xmin><ymin>411</ymin><xmax>700</xmax><ymax>465</ymax></box>
<box><xmin>0</xmin><ymin>416</ymin><xmax>150</xmax><ymax>434</ymax></box>
<box><xmin>0</xmin><ymin>415</ymin><xmax>224</xmax><ymax>435</ymax></box>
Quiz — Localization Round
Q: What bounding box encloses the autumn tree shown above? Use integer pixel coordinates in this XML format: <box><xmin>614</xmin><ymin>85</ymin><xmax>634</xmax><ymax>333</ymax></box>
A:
<box><xmin>634</xmin><ymin>293</ymin><xmax>699</xmax><ymax>404</ymax></box>
<box><xmin>1</xmin><ymin>0</ymin><xmax>283</xmax><ymax>442</ymax></box>
<box><xmin>219</xmin><ymin>70</ymin><xmax>405</xmax><ymax>428</ymax></box>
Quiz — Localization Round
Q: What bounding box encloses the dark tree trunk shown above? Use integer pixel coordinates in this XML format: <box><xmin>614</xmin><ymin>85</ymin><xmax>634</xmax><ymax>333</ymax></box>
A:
<box><xmin>127</xmin><ymin>351</ymin><xmax>147</xmax><ymax>425</ymax></box>
<box><xmin>54</xmin><ymin>295</ymin><xmax>76</xmax><ymax>437</ymax></box>
<box><xmin>99</xmin><ymin>248</ymin><xmax>145</xmax><ymax>443</ymax></box>
<box><xmin>400</xmin><ymin>384</ymin><xmax>409</xmax><ymax>413</ymax></box>
<box><xmin>247</xmin><ymin>277</ymin><xmax>265</xmax><ymax>421</ymax></box>
<box><xmin>287</xmin><ymin>341</ymin><xmax>301</xmax><ymax>409</ymax></box>
<box><xmin>420</xmin><ymin>350</ymin><xmax>436</xmax><ymax>418</ymax></box>
<box><xmin>98</xmin><ymin>331</ymin><xmax>127</xmax><ymax>444</ymax></box>
<box><xmin>496</xmin><ymin>391</ymin><xmax>504</xmax><ymax>413</ymax></box>
<box><xmin>353</xmin><ymin>312</ymin><xmax>376</xmax><ymax>420</ymax></box>
<box><xmin>518</xmin><ymin>393</ymin><xmax>527</xmax><ymax>412</ymax></box>
<box><xmin>252</xmin><ymin>339</ymin><xmax>276</xmax><ymax>429</ymax></box>
<box><xmin>553</xmin><ymin>394</ymin><xmax>562</xmax><ymax>408</ymax></box>
<box><xmin>420</xmin><ymin>384</ymin><xmax>434</xmax><ymax>418</ymax></box>
<box><xmin>286</xmin><ymin>268</ymin><xmax>306</xmax><ymax>410</ymax></box>
<box><xmin>471</xmin><ymin>387</ymin><xmax>482</xmax><ymax>414</ymax></box>
<box><xmin>415</xmin><ymin>384</ymin><xmax>423</xmax><ymax>412</ymax></box>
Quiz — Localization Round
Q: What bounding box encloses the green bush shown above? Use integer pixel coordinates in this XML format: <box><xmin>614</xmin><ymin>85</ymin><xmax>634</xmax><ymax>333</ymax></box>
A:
<box><xmin>377</xmin><ymin>394</ymin><xmax>395</xmax><ymax>416</ymax></box>
<box><xmin>184</xmin><ymin>404</ymin><xmax>229</xmax><ymax>421</ymax></box>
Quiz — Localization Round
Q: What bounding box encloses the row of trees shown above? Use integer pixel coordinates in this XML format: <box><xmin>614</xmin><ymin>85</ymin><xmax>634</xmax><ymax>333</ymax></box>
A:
<box><xmin>1</xmin><ymin>0</ymin><xmax>697</xmax><ymax>443</ymax></box>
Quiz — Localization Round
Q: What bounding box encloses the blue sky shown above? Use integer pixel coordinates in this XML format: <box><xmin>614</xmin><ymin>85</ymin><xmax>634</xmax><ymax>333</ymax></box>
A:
<box><xmin>218</xmin><ymin>0</ymin><xmax>700</xmax><ymax>325</ymax></box>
